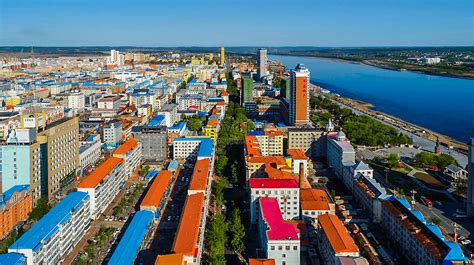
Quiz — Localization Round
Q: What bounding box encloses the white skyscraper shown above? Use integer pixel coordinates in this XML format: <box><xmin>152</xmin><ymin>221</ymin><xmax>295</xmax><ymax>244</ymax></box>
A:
<box><xmin>107</xmin><ymin>49</ymin><xmax>124</xmax><ymax>66</ymax></box>
<box><xmin>467</xmin><ymin>137</ymin><xmax>474</xmax><ymax>216</ymax></box>
<box><xmin>257</xmin><ymin>48</ymin><xmax>268</xmax><ymax>80</ymax></box>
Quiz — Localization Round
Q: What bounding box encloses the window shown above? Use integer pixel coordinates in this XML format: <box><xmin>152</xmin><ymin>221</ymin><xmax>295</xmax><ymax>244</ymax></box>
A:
<box><xmin>271</xmin><ymin>246</ymin><xmax>275</xmax><ymax>250</ymax></box>
<box><xmin>286</xmin><ymin>246</ymin><xmax>290</xmax><ymax>250</ymax></box>
<box><xmin>278</xmin><ymin>246</ymin><xmax>282</xmax><ymax>250</ymax></box>
<box><xmin>293</xmin><ymin>246</ymin><xmax>298</xmax><ymax>251</ymax></box>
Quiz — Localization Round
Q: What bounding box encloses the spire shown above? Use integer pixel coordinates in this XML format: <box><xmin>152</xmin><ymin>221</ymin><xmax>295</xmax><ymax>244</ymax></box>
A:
<box><xmin>326</xmin><ymin>118</ymin><xmax>334</xmax><ymax>132</ymax></box>
<box><xmin>434</xmin><ymin>136</ymin><xmax>441</xmax><ymax>155</ymax></box>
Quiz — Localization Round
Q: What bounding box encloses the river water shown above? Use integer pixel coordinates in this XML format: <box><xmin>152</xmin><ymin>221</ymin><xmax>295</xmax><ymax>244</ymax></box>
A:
<box><xmin>270</xmin><ymin>55</ymin><xmax>474</xmax><ymax>142</ymax></box>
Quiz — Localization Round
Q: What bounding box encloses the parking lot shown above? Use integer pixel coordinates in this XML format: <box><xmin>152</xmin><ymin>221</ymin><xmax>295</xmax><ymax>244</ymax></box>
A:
<box><xmin>146</xmin><ymin>167</ymin><xmax>193</xmax><ymax>261</ymax></box>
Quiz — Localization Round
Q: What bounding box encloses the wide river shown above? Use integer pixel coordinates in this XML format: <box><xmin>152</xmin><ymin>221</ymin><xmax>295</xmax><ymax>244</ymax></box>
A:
<box><xmin>270</xmin><ymin>55</ymin><xmax>474</xmax><ymax>142</ymax></box>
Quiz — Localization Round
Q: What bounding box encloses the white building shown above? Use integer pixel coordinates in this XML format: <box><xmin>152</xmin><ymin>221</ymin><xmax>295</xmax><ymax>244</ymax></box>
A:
<box><xmin>327</xmin><ymin>131</ymin><xmax>355</xmax><ymax>178</ymax></box>
<box><xmin>300</xmin><ymin>188</ymin><xmax>335</xmax><ymax>224</ymax></box>
<box><xmin>258</xmin><ymin>197</ymin><xmax>300</xmax><ymax>265</ymax></box>
<box><xmin>249</xmin><ymin>178</ymin><xmax>299</xmax><ymax>224</ymax></box>
<box><xmin>97</xmin><ymin>96</ymin><xmax>121</xmax><ymax>111</ymax></box>
<box><xmin>8</xmin><ymin>192</ymin><xmax>91</xmax><ymax>265</ymax></box>
<box><xmin>68</xmin><ymin>93</ymin><xmax>85</xmax><ymax>110</ymax></box>
<box><xmin>112</xmin><ymin>138</ymin><xmax>142</xmax><ymax>177</ymax></box>
<box><xmin>257</xmin><ymin>48</ymin><xmax>268</xmax><ymax>80</ymax></box>
<box><xmin>77</xmin><ymin>157</ymin><xmax>125</xmax><ymax>219</ymax></box>
<box><xmin>103</xmin><ymin>121</ymin><xmax>122</xmax><ymax>146</ymax></box>
<box><xmin>79</xmin><ymin>134</ymin><xmax>101</xmax><ymax>173</ymax></box>
<box><xmin>157</xmin><ymin>104</ymin><xmax>178</xmax><ymax>127</ymax></box>
<box><xmin>468</xmin><ymin>138</ymin><xmax>474</xmax><ymax>216</ymax></box>
<box><xmin>173</xmin><ymin>137</ymin><xmax>213</xmax><ymax>162</ymax></box>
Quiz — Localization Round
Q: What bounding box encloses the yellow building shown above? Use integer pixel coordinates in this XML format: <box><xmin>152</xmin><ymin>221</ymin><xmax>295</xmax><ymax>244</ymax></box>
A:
<box><xmin>2</xmin><ymin>97</ymin><xmax>21</xmax><ymax>106</ymax></box>
<box><xmin>209</xmin><ymin>53</ymin><xmax>214</xmax><ymax>61</ymax></box>
<box><xmin>220</xmin><ymin>47</ymin><xmax>225</xmax><ymax>66</ymax></box>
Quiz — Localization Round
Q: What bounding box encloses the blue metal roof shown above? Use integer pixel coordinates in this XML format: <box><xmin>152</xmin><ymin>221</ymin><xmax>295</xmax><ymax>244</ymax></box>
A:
<box><xmin>0</xmin><ymin>185</ymin><xmax>30</xmax><ymax>206</ymax></box>
<box><xmin>168</xmin><ymin>161</ymin><xmax>179</xmax><ymax>170</ymax></box>
<box><xmin>108</xmin><ymin>210</ymin><xmax>154</xmax><ymax>265</ymax></box>
<box><xmin>9</xmin><ymin>192</ymin><xmax>89</xmax><ymax>252</ymax></box>
<box><xmin>197</xmin><ymin>138</ymin><xmax>214</xmax><ymax>158</ymax></box>
<box><xmin>443</xmin><ymin>242</ymin><xmax>468</xmax><ymax>262</ymax></box>
<box><xmin>148</xmin><ymin>115</ymin><xmax>165</xmax><ymax>127</ymax></box>
<box><xmin>248</xmin><ymin>131</ymin><xmax>265</xmax><ymax>136</ymax></box>
<box><xmin>0</xmin><ymin>253</ymin><xmax>26</xmax><ymax>265</ymax></box>
<box><xmin>144</xmin><ymin>170</ymin><xmax>159</xmax><ymax>181</ymax></box>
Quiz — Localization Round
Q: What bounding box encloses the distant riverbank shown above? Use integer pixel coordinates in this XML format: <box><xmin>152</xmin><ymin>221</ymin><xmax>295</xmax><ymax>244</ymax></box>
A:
<box><xmin>270</xmin><ymin>53</ymin><xmax>474</xmax><ymax>80</ymax></box>
<box><xmin>270</xmin><ymin>55</ymin><xmax>474</xmax><ymax>143</ymax></box>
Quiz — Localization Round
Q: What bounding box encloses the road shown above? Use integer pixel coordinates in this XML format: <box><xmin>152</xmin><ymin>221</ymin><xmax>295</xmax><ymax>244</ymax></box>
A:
<box><xmin>415</xmin><ymin>202</ymin><xmax>472</xmax><ymax>240</ymax></box>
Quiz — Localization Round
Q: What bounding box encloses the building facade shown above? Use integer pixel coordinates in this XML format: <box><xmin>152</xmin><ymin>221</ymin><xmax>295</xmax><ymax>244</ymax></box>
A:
<box><xmin>287</xmin><ymin>128</ymin><xmax>324</xmax><ymax>159</ymax></box>
<box><xmin>0</xmin><ymin>185</ymin><xmax>32</xmax><ymax>240</ymax></box>
<box><xmin>36</xmin><ymin>117</ymin><xmax>79</xmax><ymax>201</ymax></box>
<box><xmin>9</xmin><ymin>192</ymin><xmax>91</xmax><ymax>265</ymax></box>
<box><xmin>257</xmin><ymin>48</ymin><xmax>268</xmax><ymax>80</ymax></box>
<box><xmin>289</xmin><ymin>64</ymin><xmax>310</xmax><ymax>126</ymax></box>
<box><xmin>327</xmin><ymin>132</ymin><xmax>355</xmax><ymax>178</ymax></box>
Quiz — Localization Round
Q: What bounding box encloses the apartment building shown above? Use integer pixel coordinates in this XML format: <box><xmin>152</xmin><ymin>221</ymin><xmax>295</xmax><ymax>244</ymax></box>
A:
<box><xmin>1</xmin><ymin>128</ymin><xmax>42</xmax><ymax>204</ymax></box>
<box><xmin>36</xmin><ymin>116</ymin><xmax>79</xmax><ymax>201</ymax></box>
<box><xmin>173</xmin><ymin>193</ymin><xmax>206</xmax><ymax>265</ymax></box>
<box><xmin>258</xmin><ymin>197</ymin><xmax>300</xmax><ymax>265</ymax></box>
<box><xmin>300</xmin><ymin>188</ymin><xmax>335</xmax><ymax>224</ymax></box>
<box><xmin>140</xmin><ymin>170</ymin><xmax>173</xmax><ymax>215</ymax></box>
<box><xmin>327</xmin><ymin>131</ymin><xmax>355</xmax><ymax>178</ymax></box>
<box><xmin>79</xmin><ymin>134</ymin><xmax>101</xmax><ymax>174</ymax></box>
<box><xmin>0</xmin><ymin>185</ymin><xmax>32</xmax><ymax>240</ymax></box>
<box><xmin>287</xmin><ymin>149</ymin><xmax>309</xmax><ymax>179</ymax></box>
<box><xmin>112</xmin><ymin>138</ymin><xmax>142</xmax><ymax>177</ymax></box>
<box><xmin>173</xmin><ymin>137</ymin><xmax>213</xmax><ymax>162</ymax></box>
<box><xmin>9</xmin><ymin>192</ymin><xmax>91</xmax><ymax>265</ymax></box>
<box><xmin>317</xmin><ymin>214</ymin><xmax>360</xmax><ymax>265</ymax></box>
<box><xmin>76</xmin><ymin>157</ymin><xmax>125</xmax><ymax>219</ymax></box>
<box><xmin>246</xmin><ymin>130</ymin><xmax>284</xmax><ymax>156</ymax></box>
<box><xmin>249</xmin><ymin>178</ymin><xmax>299</xmax><ymax>224</ymax></box>
<box><xmin>103</xmin><ymin>121</ymin><xmax>122</xmax><ymax>147</ymax></box>
<box><xmin>287</xmin><ymin>128</ymin><xmax>324</xmax><ymax>159</ymax></box>
<box><xmin>135</xmin><ymin>125</ymin><xmax>168</xmax><ymax>161</ymax></box>
<box><xmin>380</xmin><ymin>196</ymin><xmax>468</xmax><ymax>264</ymax></box>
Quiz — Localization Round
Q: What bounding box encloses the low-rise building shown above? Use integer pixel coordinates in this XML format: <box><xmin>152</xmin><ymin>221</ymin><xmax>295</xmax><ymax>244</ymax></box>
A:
<box><xmin>140</xmin><ymin>170</ymin><xmax>173</xmax><ymax>215</ymax></box>
<box><xmin>76</xmin><ymin>156</ymin><xmax>124</xmax><ymax>219</ymax></box>
<box><xmin>380</xmin><ymin>196</ymin><xmax>468</xmax><ymax>264</ymax></box>
<box><xmin>0</xmin><ymin>185</ymin><xmax>32</xmax><ymax>240</ymax></box>
<box><xmin>108</xmin><ymin>210</ymin><xmax>154</xmax><ymax>264</ymax></box>
<box><xmin>300</xmin><ymin>188</ymin><xmax>335</xmax><ymax>224</ymax></box>
<box><xmin>317</xmin><ymin>214</ymin><xmax>360</xmax><ymax>265</ymax></box>
<box><xmin>257</xmin><ymin>197</ymin><xmax>300</xmax><ymax>265</ymax></box>
<box><xmin>173</xmin><ymin>192</ymin><xmax>206</xmax><ymax>264</ymax></box>
<box><xmin>9</xmin><ymin>192</ymin><xmax>91</xmax><ymax>265</ymax></box>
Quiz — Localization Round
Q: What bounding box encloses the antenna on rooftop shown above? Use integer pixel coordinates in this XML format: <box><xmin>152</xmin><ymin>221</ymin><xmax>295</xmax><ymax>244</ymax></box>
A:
<box><xmin>410</xmin><ymin>189</ymin><xmax>417</xmax><ymax>207</ymax></box>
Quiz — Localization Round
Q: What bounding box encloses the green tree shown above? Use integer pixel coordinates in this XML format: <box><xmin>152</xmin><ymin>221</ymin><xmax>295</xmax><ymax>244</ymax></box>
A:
<box><xmin>387</xmin><ymin>153</ymin><xmax>399</xmax><ymax>168</ymax></box>
<box><xmin>188</xmin><ymin>115</ymin><xmax>204</xmax><ymax>131</ymax></box>
<box><xmin>227</xmin><ymin>209</ymin><xmax>246</xmax><ymax>255</ymax></box>
<box><xmin>29</xmin><ymin>198</ymin><xmax>51</xmax><ymax>221</ymax></box>
<box><xmin>230</xmin><ymin>161</ymin><xmax>238</xmax><ymax>183</ymax></box>
<box><xmin>215</xmin><ymin>177</ymin><xmax>228</xmax><ymax>209</ymax></box>
<box><xmin>431</xmin><ymin>217</ymin><xmax>442</xmax><ymax>225</ymax></box>
<box><xmin>0</xmin><ymin>230</ymin><xmax>18</xmax><ymax>253</ymax></box>
<box><xmin>206</xmin><ymin>214</ymin><xmax>228</xmax><ymax>265</ymax></box>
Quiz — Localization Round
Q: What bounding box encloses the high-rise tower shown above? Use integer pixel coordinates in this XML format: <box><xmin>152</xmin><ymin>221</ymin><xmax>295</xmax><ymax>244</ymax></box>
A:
<box><xmin>467</xmin><ymin>137</ymin><xmax>474</xmax><ymax>216</ymax></box>
<box><xmin>220</xmin><ymin>47</ymin><xmax>225</xmax><ymax>66</ymax></box>
<box><xmin>289</xmin><ymin>64</ymin><xmax>310</xmax><ymax>126</ymax></box>
<box><xmin>257</xmin><ymin>48</ymin><xmax>268</xmax><ymax>80</ymax></box>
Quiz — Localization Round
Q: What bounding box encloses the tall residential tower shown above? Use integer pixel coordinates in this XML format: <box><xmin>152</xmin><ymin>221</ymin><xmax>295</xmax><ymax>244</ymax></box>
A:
<box><xmin>220</xmin><ymin>47</ymin><xmax>225</xmax><ymax>66</ymax></box>
<box><xmin>257</xmin><ymin>48</ymin><xmax>268</xmax><ymax>80</ymax></box>
<box><xmin>289</xmin><ymin>64</ymin><xmax>310</xmax><ymax>126</ymax></box>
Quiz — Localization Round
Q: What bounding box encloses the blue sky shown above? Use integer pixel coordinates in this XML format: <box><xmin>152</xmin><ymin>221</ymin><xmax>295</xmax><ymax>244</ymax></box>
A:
<box><xmin>0</xmin><ymin>0</ymin><xmax>473</xmax><ymax>46</ymax></box>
